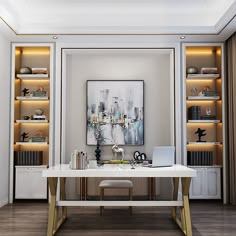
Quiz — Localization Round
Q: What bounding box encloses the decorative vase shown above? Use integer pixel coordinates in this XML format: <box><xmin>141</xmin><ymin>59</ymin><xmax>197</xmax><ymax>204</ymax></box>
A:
<box><xmin>95</xmin><ymin>142</ymin><xmax>101</xmax><ymax>161</ymax></box>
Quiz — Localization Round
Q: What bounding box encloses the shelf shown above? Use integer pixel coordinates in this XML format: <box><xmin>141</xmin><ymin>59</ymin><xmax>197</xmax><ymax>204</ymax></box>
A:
<box><xmin>188</xmin><ymin>120</ymin><xmax>221</xmax><ymax>123</ymax></box>
<box><xmin>15</xmin><ymin>142</ymin><xmax>48</xmax><ymax>145</ymax></box>
<box><xmin>186</xmin><ymin>74</ymin><xmax>220</xmax><ymax>79</ymax></box>
<box><xmin>16</xmin><ymin>74</ymin><xmax>49</xmax><ymax>79</ymax></box>
<box><xmin>15</xmin><ymin>165</ymin><xmax>48</xmax><ymax>168</ymax></box>
<box><xmin>187</xmin><ymin>96</ymin><xmax>220</xmax><ymax>100</ymax></box>
<box><xmin>187</xmin><ymin>142</ymin><xmax>221</xmax><ymax>145</ymax></box>
<box><xmin>16</xmin><ymin>96</ymin><xmax>49</xmax><ymax>100</ymax></box>
<box><xmin>188</xmin><ymin>165</ymin><xmax>222</xmax><ymax>168</ymax></box>
<box><xmin>15</xmin><ymin>120</ymin><xmax>49</xmax><ymax>123</ymax></box>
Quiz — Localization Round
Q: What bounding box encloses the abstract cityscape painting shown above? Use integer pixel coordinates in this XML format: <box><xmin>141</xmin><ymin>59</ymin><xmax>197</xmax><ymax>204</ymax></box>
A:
<box><xmin>86</xmin><ymin>80</ymin><xmax>144</xmax><ymax>145</ymax></box>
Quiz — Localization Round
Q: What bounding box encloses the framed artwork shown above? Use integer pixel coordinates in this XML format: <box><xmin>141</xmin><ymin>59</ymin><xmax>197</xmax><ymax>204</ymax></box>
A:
<box><xmin>86</xmin><ymin>80</ymin><xmax>144</xmax><ymax>145</ymax></box>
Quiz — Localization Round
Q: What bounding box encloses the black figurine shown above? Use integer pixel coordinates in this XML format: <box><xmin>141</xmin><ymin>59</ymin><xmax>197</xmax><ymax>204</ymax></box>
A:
<box><xmin>21</xmin><ymin>132</ymin><xmax>29</xmax><ymax>142</ymax></box>
<box><xmin>22</xmin><ymin>88</ymin><xmax>30</xmax><ymax>96</ymax></box>
<box><xmin>194</xmin><ymin>128</ymin><xmax>206</xmax><ymax>142</ymax></box>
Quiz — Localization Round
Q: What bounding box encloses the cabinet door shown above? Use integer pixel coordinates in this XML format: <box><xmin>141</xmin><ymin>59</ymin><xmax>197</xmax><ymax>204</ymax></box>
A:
<box><xmin>15</xmin><ymin>167</ymin><xmax>47</xmax><ymax>199</ymax></box>
<box><xmin>205</xmin><ymin>168</ymin><xmax>221</xmax><ymax>199</ymax></box>
<box><xmin>30</xmin><ymin>168</ymin><xmax>47</xmax><ymax>199</ymax></box>
<box><xmin>189</xmin><ymin>168</ymin><xmax>205</xmax><ymax>199</ymax></box>
<box><xmin>15</xmin><ymin>168</ymin><xmax>31</xmax><ymax>198</ymax></box>
<box><xmin>189</xmin><ymin>167</ymin><xmax>221</xmax><ymax>199</ymax></box>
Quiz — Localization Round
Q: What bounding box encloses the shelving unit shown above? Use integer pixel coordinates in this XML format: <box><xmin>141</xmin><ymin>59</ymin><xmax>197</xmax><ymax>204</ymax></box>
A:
<box><xmin>182</xmin><ymin>43</ymin><xmax>225</xmax><ymax>202</ymax></box>
<box><xmin>10</xmin><ymin>43</ymin><xmax>54</xmax><ymax>202</ymax></box>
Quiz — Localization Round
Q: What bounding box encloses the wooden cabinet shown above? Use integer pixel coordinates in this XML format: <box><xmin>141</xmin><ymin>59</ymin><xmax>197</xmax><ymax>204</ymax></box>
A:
<box><xmin>10</xmin><ymin>44</ymin><xmax>54</xmax><ymax>202</ymax></box>
<box><xmin>182</xmin><ymin>43</ymin><xmax>226</xmax><ymax>201</ymax></box>
<box><xmin>15</xmin><ymin>166</ymin><xmax>47</xmax><ymax>199</ymax></box>
<box><xmin>189</xmin><ymin>167</ymin><xmax>221</xmax><ymax>199</ymax></box>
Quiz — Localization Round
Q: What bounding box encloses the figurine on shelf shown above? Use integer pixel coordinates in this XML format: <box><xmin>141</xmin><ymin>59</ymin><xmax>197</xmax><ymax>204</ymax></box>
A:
<box><xmin>190</xmin><ymin>87</ymin><xmax>197</xmax><ymax>96</ymax></box>
<box><xmin>194</xmin><ymin>128</ymin><xmax>206</xmax><ymax>142</ymax></box>
<box><xmin>198</xmin><ymin>86</ymin><xmax>210</xmax><ymax>96</ymax></box>
<box><xmin>21</xmin><ymin>132</ymin><xmax>29</xmax><ymax>142</ymax></box>
<box><xmin>22</xmin><ymin>88</ymin><xmax>30</xmax><ymax>96</ymax></box>
<box><xmin>35</xmin><ymin>130</ymin><xmax>43</xmax><ymax>136</ymax></box>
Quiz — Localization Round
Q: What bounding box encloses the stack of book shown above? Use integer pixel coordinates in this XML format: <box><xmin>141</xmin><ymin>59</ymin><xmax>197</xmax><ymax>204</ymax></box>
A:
<box><xmin>200</xmin><ymin>67</ymin><xmax>218</xmax><ymax>74</ymax></box>
<box><xmin>204</xmin><ymin>91</ymin><xmax>218</xmax><ymax>96</ymax></box>
<box><xmin>187</xmin><ymin>151</ymin><xmax>213</xmax><ymax>166</ymax></box>
<box><xmin>32</xmin><ymin>68</ymin><xmax>48</xmax><ymax>74</ymax></box>
<box><xmin>188</xmin><ymin>106</ymin><xmax>201</xmax><ymax>120</ymax></box>
<box><xmin>201</xmin><ymin>115</ymin><xmax>216</xmax><ymax>120</ymax></box>
<box><xmin>32</xmin><ymin>91</ymin><xmax>47</xmax><ymax>97</ymax></box>
<box><xmin>30</xmin><ymin>136</ymin><xmax>46</xmax><ymax>142</ymax></box>
<box><xmin>14</xmin><ymin>151</ymin><xmax>43</xmax><ymax>165</ymax></box>
<box><xmin>32</xmin><ymin>115</ymin><xmax>46</xmax><ymax>120</ymax></box>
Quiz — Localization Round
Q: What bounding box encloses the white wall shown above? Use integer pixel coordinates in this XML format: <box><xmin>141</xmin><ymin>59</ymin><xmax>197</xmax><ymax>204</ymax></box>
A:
<box><xmin>0</xmin><ymin>33</ymin><xmax>10</xmax><ymax>207</ymax></box>
<box><xmin>60</xmin><ymin>48</ymin><xmax>175</xmax><ymax>199</ymax></box>
<box><xmin>63</xmin><ymin>49</ymin><xmax>174</xmax><ymax>162</ymax></box>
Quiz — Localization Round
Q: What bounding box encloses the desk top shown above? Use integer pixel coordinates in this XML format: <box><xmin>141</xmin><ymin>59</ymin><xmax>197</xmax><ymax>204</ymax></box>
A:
<box><xmin>42</xmin><ymin>164</ymin><xmax>196</xmax><ymax>178</ymax></box>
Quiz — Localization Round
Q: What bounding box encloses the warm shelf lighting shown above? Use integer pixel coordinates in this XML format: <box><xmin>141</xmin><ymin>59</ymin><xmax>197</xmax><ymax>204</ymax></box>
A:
<box><xmin>187</xmin><ymin>101</ymin><xmax>215</xmax><ymax>104</ymax></box>
<box><xmin>186</xmin><ymin>79</ymin><xmax>214</xmax><ymax>83</ymax></box>
<box><xmin>20</xmin><ymin>79</ymin><xmax>49</xmax><ymax>83</ymax></box>
<box><xmin>21</xmin><ymin>101</ymin><xmax>49</xmax><ymax>104</ymax></box>
<box><xmin>187</xmin><ymin>143</ymin><xmax>220</xmax><ymax>146</ymax></box>
<box><xmin>21</xmin><ymin>48</ymin><xmax>50</xmax><ymax>55</ymax></box>
<box><xmin>216</xmin><ymin>49</ymin><xmax>221</xmax><ymax>56</ymax></box>
<box><xmin>187</xmin><ymin>123</ymin><xmax>216</xmax><ymax>126</ymax></box>
<box><xmin>21</xmin><ymin>123</ymin><xmax>49</xmax><ymax>127</ymax></box>
<box><xmin>15</xmin><ymin>50</ymin><xmax>21</xmax><ymax>55</ymax></box>
<box><xmin>186</xmin><ymin>49</ymin><xmax>213</xmax><ymax>55</ymax></box>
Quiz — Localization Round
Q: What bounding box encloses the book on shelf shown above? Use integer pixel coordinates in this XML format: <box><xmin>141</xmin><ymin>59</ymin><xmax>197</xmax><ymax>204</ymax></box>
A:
<box><xmin>200</xmin><ymin>115</ymin><xmax>217</xmax><ymax>120</ymax></box>
<box><xmin>188</xmin><ymin>106</ymin><xmax>201</xmax><ymax>120</ymax></box>
<box><xmin>187</xmin><ymin>151</ymin><xmax>213</xmax><ymax>166</ymax></box>
<box><xmin>200</xmin><ymin>67</ymin><xmax>218</xmax><ymax>74</ymax></box>
<box><xmin>14</xmin><ymin>151</ymin><xmax>43</xmax><ymax>165</ymax></box>
<box><xmin>32</xmin><ymin>115</ymin><xmax>46</xmax><ymax>120</ymax></box>
<box><xmin>30</xmin><ymin>136</ymin><xmax>46</xmax><ymax>142</ymax></box>
<box><xmin>31</xmin><ymin>68</ymin><xmax>48</xmax><ymax>74</ymax></box>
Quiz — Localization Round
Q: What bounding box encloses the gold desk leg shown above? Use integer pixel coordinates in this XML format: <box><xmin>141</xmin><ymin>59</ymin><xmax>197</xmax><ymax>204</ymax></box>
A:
<box><xmin>80</xmin><ymin>178</ymin><xmax>82</xmax><ymax>200</ymax></box>
<box><xmin>47</xmin><ymin>177</ymin><xmax>58</xmax><ymax>236</ymax></box>
<box><xmin>84</xmin><ymin>177</ymin><xmax>88</xmax><ymax>200</ymax></box>
<box><xmin>148</xmin><ymin>177</ymin><xmax>156</xmax><ymax>200</ymax></box>
<box><xmin>171</xmin><ymin>177</ymin><xmax>179</xmax><ymax>220</ymax></box>
<box><xmin>148</xmin><ymin>178</ymin><xmax>151</xmax><ymax>200</ymax></box>
<box><xmin>182</xmin><ymin>177</ymin><xmax>192</xmax><ymax>236</ymax></box>
<box><xmin>60</xmin><ymin>178</ymin><xmax>67</xmax><ymax>218</ymax></box>
<box><xmin>151</xmin><ymin>178</ymin><xmax>156</xmax><ymax>200</ymax></box>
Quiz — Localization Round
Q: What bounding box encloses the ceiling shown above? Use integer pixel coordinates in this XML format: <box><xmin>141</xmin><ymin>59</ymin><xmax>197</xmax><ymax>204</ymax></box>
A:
<box><xmin>0</xmin><ymin>0</ymin><xmax>236</xmax><ymax>38</ymax></box>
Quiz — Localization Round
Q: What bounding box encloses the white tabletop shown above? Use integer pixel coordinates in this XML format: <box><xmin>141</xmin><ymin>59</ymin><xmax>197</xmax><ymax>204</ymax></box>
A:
<box><xmin>42</xmin><ymin>164</ymin><xmax>196</xmax><ymax>178</ymax></box>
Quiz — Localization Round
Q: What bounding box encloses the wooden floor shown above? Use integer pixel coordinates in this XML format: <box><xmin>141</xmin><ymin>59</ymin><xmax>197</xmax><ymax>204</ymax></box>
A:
<box><xmin>0</xmin><ymin>201</ymin><xmax>236</xmax><ymax>236</ymax></box>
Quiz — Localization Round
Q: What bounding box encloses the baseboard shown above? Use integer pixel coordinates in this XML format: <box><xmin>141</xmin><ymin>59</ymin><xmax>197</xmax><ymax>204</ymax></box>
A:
<box><xmin>0</xmin><ymin>198</ymin><xmax>8</xmax><ymax>208</ymax></box>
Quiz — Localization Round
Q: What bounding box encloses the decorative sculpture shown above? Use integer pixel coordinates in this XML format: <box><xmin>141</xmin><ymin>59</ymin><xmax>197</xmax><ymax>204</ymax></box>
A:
<box><xmin>94</xmin><ymin>124</ymin><xmax>102</xmax><ymax>161</ymax></box>
<box><xmin>21</xmin><ymin>132</ymin><xmax>29</xmax><ymax>142</ymax></box>
<box><xmin>22</xmin><ymin>88</ymin><xmax>30</xmax><ymax>96</ymax></box>
<box><xmin>194</xmin><ymin>128</ymin><xmax>206</xmax><ymax>142</ymax></box>
<box><xmin>112</xmin><ymin>144</ymin><xmax>124</xmax><ymax>161</ymax></box>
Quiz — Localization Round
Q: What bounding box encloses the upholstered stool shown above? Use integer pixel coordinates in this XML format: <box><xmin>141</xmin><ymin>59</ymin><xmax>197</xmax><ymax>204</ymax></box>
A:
<box><xmin>99</xmin><ymin>180</ymin><xmax>133</xmax><ymax>215</ymax></box>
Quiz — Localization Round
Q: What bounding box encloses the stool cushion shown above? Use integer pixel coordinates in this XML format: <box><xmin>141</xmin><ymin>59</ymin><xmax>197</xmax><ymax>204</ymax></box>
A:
<box><xmin>99</xmin><ymin>180</ymin><xmax>133</xmax><ymax>188</ymax></box>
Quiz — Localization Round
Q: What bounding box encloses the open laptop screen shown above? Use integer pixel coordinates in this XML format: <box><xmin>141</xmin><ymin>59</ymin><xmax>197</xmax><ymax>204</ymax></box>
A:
<box><xmin>150</xmin><ymin>146</ymin><xmax>175</xmax><ymax>167</ymax></box>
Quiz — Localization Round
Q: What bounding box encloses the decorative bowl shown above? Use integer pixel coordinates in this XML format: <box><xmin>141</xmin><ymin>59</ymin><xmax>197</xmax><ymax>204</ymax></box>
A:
<box><xmin>187</xmin><ymin>66</ymin><xmax>198</xmax><ymax>74</ymax></box>
<box><xmin>19</xmin><ymin>67</ymin><xmax>32</xmax><ymax>74</ymax></box>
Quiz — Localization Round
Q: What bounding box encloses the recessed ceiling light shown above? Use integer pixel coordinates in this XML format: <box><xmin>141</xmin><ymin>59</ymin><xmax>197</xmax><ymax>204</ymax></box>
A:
<box><xmin>53</xmin><ymin>36</ymin><xmax>58</xmax><ymax>39</ymax></box>
<box><xmin>180</xmin><ymin>36</ymin><xmax>186</xmax><ymax>39</ymax></box>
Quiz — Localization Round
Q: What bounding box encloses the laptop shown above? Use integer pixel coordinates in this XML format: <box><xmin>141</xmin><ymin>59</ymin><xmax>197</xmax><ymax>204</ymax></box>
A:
<box><xmin>148</xmin><ymin>146</ymin><xmax>175</xmax><ymax>168</ymax></box>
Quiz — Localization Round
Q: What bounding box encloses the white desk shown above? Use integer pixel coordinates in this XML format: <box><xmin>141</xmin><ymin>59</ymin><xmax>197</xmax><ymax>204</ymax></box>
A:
<box><xmin>43</xmin><ymin>164</ymin><xmax>196</xmax><ymax>236</ymax></box>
